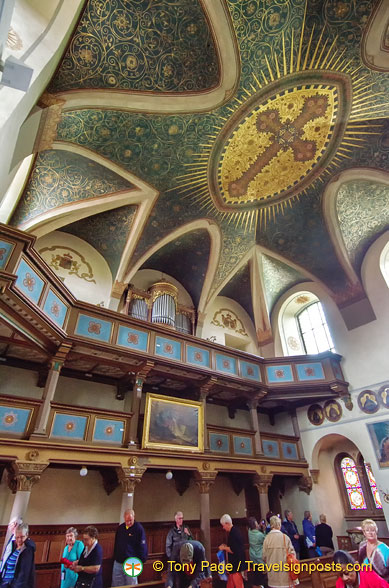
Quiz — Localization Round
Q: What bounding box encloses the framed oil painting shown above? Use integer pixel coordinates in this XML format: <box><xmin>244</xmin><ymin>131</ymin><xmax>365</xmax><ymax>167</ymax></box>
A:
<box><xmin>142</xmin><ymin>393</ymin><xmax>204</xmax><ymax>452</ymax></box>
<box><xmin>367</xmin><ymin>421</ymin><xmax>389</xmax><ymax>468</ymax></box>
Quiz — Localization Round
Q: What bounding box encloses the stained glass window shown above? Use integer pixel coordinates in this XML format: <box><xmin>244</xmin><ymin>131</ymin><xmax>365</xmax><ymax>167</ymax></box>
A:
<box><xmin>341</xmin><ymin>457</ymin><xmax>367</xmax><ymax>510</ymax></box>
<box><xmin>364</xmin><ymin>462</ymin><xmax>383</xmax><ymax>509</ymax></box>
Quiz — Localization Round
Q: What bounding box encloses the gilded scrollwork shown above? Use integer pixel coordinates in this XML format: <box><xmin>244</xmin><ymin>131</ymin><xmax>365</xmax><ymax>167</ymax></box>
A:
<box><xmin>211</xmin><ymin>308</ymin><xmax>247</xmax><ymax>336</ymax></box>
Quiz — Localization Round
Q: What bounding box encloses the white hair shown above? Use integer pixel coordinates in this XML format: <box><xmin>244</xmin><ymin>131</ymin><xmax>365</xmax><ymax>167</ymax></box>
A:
<box><xmin>220</xmin><ymin>514</ymin><xmax>232</xmax><ymax>525</ymax></box>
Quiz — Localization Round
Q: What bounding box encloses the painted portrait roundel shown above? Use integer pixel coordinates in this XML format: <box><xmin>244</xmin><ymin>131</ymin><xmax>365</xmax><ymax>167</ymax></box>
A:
<box><xmin>209</xmin><ymin>71</ymin><xmax>352</xmax><ymax>210</ymax></box>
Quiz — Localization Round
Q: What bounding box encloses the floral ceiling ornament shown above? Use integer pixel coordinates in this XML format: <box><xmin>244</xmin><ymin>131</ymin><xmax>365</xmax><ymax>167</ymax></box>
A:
<box><xmin>211</xmin><ymin>308</ymin><xmax>247</xmax><ymax>336</ymax></box>
<box><xmin>39</xmin><ymin>245</ymin><xmax>96</xmax><ymax>283</ymax></box>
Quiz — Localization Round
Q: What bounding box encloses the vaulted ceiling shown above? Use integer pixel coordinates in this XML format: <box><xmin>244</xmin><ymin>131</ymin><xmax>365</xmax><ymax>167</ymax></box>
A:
<box><xmin>9</xmin><ymin>0</ymin><xmax>389</xmax><ymax>337</ymax></box>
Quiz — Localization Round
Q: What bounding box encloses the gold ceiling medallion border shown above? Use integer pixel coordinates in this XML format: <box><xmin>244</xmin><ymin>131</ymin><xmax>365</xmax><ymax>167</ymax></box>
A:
<box><xmin>171</xmin><ymin>7</ymin><xmax>385</xmax><ymax>232</ymax></box>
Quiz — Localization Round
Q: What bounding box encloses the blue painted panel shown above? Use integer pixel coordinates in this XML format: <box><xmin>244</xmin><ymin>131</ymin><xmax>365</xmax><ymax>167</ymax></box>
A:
<box><xmin>186</xmin><ymin>345</ymin><xmax>210</xmax><ymax>368</ymax></box>
<box><xmin>15</xmin><ymin>258</ymin><xmax>44</xmax><ymax>305</ymax></box>
<box><xmin>296</xmin><ymin>362</ymin><xmax>325</xmax><ymax>381</ymax></box>
<box><xmin>233</xmin><ymin>435</ymin><xmax>253</xmax><ymax>455</ymax></box>
<box><xmin>0</xmin><ymin>240</ymin><xmax>14</xmax><ymax>270</ymax></box>
<box><xmin>240</xmin><ymin>361</ymin><xmax>261</xmax><ymax>381</ymax></box>
<box><xmin>215</xmin><ymin>353</ymin><xmax>237</xmax><ymax>375</ymax></box>
<box><xmin>209</xmin><ymin>432</ymin><xmax>229</xmax><ymax>453</ymax></box>
<box><xmin>0</xmin><ymin>406</ymin><xmax>30</xmax><ymax>435</ymax></box>
<box><xmin>43</xmin><ymin>290</ymin><xmax>68</xmax><ymax>328</ymax></box>
<box><xmin>93</xmin><ymin>418</ymin><xmax>124</xmax><ymax>444</ymax></box>
<box><xmin>75</xmin><ymin>314</ymin><xmax>112</xmax><ymax>342</ymax></box>
<box><xmin>262</xmin><ymin>439</ymin><xmax>280</xmax><ymax>458</ymax></box>
<box><xmin>266</xmin><ymin>364</ymin><xmax>294</xmax><ymax>383</ymax></box>
<box><xmin>281</xmin><ymin>442</ymin><xmax>298</xmax><ymax>460</ymax></box>
<box><xmin>117</xmin><ymin>326</ymin><xmax>148</xmax><ymax>352</ymax></box>
<box><xmin>155</xmin><ymin>336</ymin><xmax>181</xmax><ymax>360</ymax></box>
<box><xmin>51</xmin><ymin>413</ymin><xmax>87</xmax><ymax>439</ymax></box>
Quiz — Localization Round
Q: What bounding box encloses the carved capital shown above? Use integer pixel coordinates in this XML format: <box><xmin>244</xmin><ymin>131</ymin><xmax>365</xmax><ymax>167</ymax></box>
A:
<box><xmin>298</xmin><ymin>475</ymin><xmax>313</xmax><ymax>495</ymax></box>
<box><xmin>49</xmin><ymin>343</ymin><xmax>72</xmax><ymax>372</ymax></box>
<box><xmin>199</xmin><ymin>377</ymin><xmax>217</xmax><ymax>400</ymax></box>
<box><xmin>310</xmin><ymin>469</ymin><xmax>319</xmax><ymax>484</ymax></box>
<box><xmin>116</xmin><ymin>465</ymin><xmax>146</xmax><ymax>493</ymax></box>
<box><xmin>111</xmin><ymin>280</ymin><xmax>127</xmax><ymax>300</ymax></box>
<box><xmin>136</xmin><ymin>361</ymin><xmax>154</xmax><ymax>381</ymax></box>
<box><xmin>253</xmin><ymin>473</ymin><xmax>273</xmax><ymax>494</ymax></box>
<box><xmin>34</xmin><ymin>95</ymin><xmax>66</xmax><ymax>152</ymax></box>
<box><xmin>195</xmin><ymin>470</ymin><xmax>217</xmax><ymax>494</ymax></box>
<box><xmin>340</xmin><ymin>392</ymin><xmax>353</xmax><ymax>411</ymax></box>
<box><xmin>7</xmin><ymin>461</ymin><xmax>49</xmax><ymax>493</ymax></box>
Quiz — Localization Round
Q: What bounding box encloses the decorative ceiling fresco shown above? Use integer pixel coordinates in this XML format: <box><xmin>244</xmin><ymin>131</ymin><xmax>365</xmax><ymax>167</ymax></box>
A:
<box><xmin>48</xmin><ymin>0</ymin><xmax>220</xmax><ymax>93</ymax></box>
<box><xmin>61</xmin><ymin>204</ymin><xmax>138</xmax><ymax>276</ymax></box>
<box><xmin>11</xmin><ymin>149</ymin><xmax>134</xmax><ymax>228</ymax></box>
<box><xmin>140</xmin><ymin>229</ymin><xmax>210</xmax><ymax>308</ymax></box>
<box><xmin>336</xmin><ymin>179</ymin><xmax>389</xmax><ymax>273</ymax></box>
<box><xmin>12</xmin><ymin>0</ymin><xmax>389</xmax><ymax>342</ymax></box>
<box><xmin>219</xmin><ymin>262</ymin><xmax>254</xmax><ymax>323</ymax></box>
<box><xmin>261</xmin><ymin>253</ymin><xmax>308</xmax><ymax>313</ymax></box>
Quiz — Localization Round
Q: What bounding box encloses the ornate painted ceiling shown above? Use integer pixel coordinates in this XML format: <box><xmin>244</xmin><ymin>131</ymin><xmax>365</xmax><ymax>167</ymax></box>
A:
<box><xmin>9</xmin><ymin>0</ymin><xmax>389</xmax><ymax>341</ymax></box>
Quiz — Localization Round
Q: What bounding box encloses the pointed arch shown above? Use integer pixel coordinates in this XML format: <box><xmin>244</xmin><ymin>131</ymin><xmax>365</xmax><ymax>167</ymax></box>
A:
<box><xmin>124</xmin><ymin>219</ymin><xmax>222</xmax><ymax>316</ymax></box>
<box><xmin>322</xmin><ymin>168</ymin><xmax>389</xmax><ymax>286</ymax></box>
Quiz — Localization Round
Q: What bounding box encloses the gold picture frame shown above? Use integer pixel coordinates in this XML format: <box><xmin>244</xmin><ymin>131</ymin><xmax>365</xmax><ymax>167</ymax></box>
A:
<box><xmin>142</xmin><ymin>393</ymin><xmax>204</xmax><ymax>452</ymax></box>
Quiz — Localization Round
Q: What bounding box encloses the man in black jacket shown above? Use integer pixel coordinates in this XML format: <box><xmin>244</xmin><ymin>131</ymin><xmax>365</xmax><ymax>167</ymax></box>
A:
<box><xmin>281</xmin><ymin>510</ymin><xmax>300</xmax><ymax>559</ymax></box>
<box><xmin>315</xmin><ymin>514</ymin><xmax>334</xmax><ymax>555</ymax></box>
<box><xmin>111</xmin><ymin>509</ymin><xmax>148</xmax><ymax>587</ymax></box>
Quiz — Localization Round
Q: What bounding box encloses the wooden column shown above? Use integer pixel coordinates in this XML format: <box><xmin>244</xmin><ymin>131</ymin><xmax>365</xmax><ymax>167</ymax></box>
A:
<box><xmin>253</xmin><ymin>474</ymin><xmax>273</xmax><ymax>519</ymax></box>
<box><xmin>199</xmin><ymin>377</ymin><xmax>217</xmax><ymax>451</ymax></box>
<box><xmin>195</xmin><ymin>469</ymin><xmax>217</xmax><ymax>561</ymax></box>
<box><xmin>33</xmin><ymin>343</ymin><xmax>71</xmax><ymax>437</ymax></box>
<box><xmin>116</xmin><ymin>460</ymin><xmax>146</xmax><ymax>522</ymax></box>
<box><xmin>248</xmin><ymin>398</ymin><xmax>264</xmax><ymax>455</ymax></box>
<box><xmin>3</xmin><ymin>459</ymin><xmax>49</xmax><ymax>555</ymax></box>
<box><xmin>289</xmin><ymin>408</ymin><xmax>304</xmax><ymax>459</ymax></box>
<box><xmin>128</xmin><ymin>361</ymin><xmax>154</xmax><ymax>446</ymax></box>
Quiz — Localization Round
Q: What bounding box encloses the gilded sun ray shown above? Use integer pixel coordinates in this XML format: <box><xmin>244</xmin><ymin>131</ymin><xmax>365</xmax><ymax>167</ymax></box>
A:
<box><xmin>171</xmin><ymin>3</ymin><xmax>386</xmax><ymax>231</ymax></box>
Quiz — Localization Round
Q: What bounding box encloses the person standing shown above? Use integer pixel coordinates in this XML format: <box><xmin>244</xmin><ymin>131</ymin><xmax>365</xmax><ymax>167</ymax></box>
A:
<box><xmin>111</xmin><ymin>509</ymin><xmax>148</xmax><ymax>587</ymax></box>
<box><xmin>219</xmin><ymin>514</ymin><xmax>246</xmax><ymax>588</ymax></box>
<box><xmin>0</xmin><ymin>518</ymin><xmax>23</xmax><ymax>576</ymax></box>
<box><xmin>166</xmin><ymin>512</ymin><xmax>192</xmax><ymax>560</ymax></box>
<box><xmin>263</xmin><ymin>516</ymin><xmax>297</xmax><ymax>588</ymax></box>
<box><xmin>302</xmin><ymin>511</ymin><xmax>317</xmax><ymax>558</ymax></box>
<box><xmin>71</xmin><ymin>526</ymin><xmax>102</xmax><ymax>588</ymax></box>
<box><xmin>0</xmin><ymin>523</ymin><xmax>36</xmax><ymax>588</ymax></box>
<box><xmin>281</xmin><ymin>510</ymin><xmax>300</xmax><ymax>559</ymax></box>
<box><xmin>60</xmin><ymin>527</ymin><xmax>84</xmax><ymax>588</ymax></box>
<box><xmin>315</xmin><ymin>514</ymin><xmax>334</xmax><ymax>556</ymax></box>
<box><xmin>247</xmin><ymin>517</ymin><xmax>267</xmax><ymax>588</ymax></box>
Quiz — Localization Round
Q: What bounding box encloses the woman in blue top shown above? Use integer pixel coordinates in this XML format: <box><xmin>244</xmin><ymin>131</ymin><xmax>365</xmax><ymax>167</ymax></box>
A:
<box><xmin>61</xmin><ymin>527</ymin><xmax>84</xmax><ymax>588</ymax></box>
<box><xmin>302</xmin><ymin>511</ymin><xmax>317</xmax><ymax>558</ymax></box>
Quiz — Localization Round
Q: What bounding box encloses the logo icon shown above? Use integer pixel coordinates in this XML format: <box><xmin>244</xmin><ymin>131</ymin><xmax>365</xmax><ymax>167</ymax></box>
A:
<box><xmin>123</xmin><ymin>557</ymin><xmax>143</xmax><ymax>577</ymax></box>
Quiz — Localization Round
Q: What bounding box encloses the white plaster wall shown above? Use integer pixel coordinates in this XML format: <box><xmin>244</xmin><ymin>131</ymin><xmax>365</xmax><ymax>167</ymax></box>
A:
<box><xmin>55</xmin><ymin>377</ymin><xmax>124</xmax><ymax>411</ymax></box>
<box><xmin>207</xmin><ymin>404</ymin><xmax>251</xmax><ymax>430</ymax></box>
<box><xmin>297</xmin><ymin>384</ymin><xmax>389</xmax><ymax>536</ymax></box>
<box><xmin>258</xmin><ymin>412</ymin><xmax>295</xmax><ymax>436</ymax></box>
<box><xmin>0</xmin><ymin>469</ymin><xmax>246</xmax><ymax>525</ymax></box>
<box><xmin>0</xmin><ymin>0</ymin><xmax>85</xmax><ymax>211</ymax></box>
<box><xmin>36</xmin><ymin>231</ymin><xmax>113</xmax><ymax>305</ymax></box>
<box><xmin>0</xmin><ymin>365</ymin><xmax>41</xmax><ymax>399</ymax></box>
<box><xmin>210</xmin><ymin>474</ymin><xmax>247</xmax><ymax>520</ymax></box>
<box><xmin>21</xmin><ymin>468</ymin><xmax>121</xmax><ymax>525</ymax></box>
<box><xmin>202</xmin><ymin>296</ymin><xmax>258</xmax><ymax>354</ymax></box>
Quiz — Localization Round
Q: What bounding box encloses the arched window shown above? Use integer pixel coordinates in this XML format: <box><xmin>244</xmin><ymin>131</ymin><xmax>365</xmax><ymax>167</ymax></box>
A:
<box><xmin>336</xmin><ymin>453</ymin><xmax>383</xmax><ymax>520</ymax></box>
<box><xmin>279</xmin><ymin>292</ymin><xmax>336</xmax><ymax>356</ymax></box>
<box><xmin>297</xmin><ymin>301</ymin><xmax>335</xmax><ymax>354</ymax></box>
<box><xmin>379</xmin><ymin>240</ymin><xmax>389</xmax><ymax>288</ymax></box>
